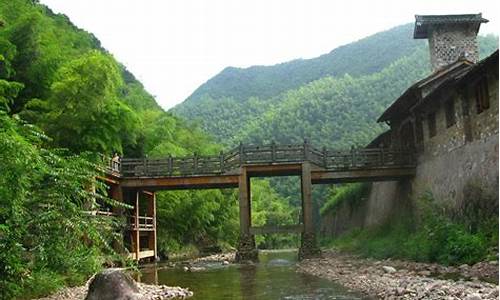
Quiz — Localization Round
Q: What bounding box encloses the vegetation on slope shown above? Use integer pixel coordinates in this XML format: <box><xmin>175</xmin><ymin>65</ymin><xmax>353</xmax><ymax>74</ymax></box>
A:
<box><xmin>326</xmin><ymin>190</ymin><xmax>498</xmax><ymax>266</ymax></box>
<box><xmin>320</xmin><ymin>183</ymin><xmax>371</xmax><ymax>216</ymax></box>
<box><xmin>0</xmin><ymin>1</ymin><xmax>297</xmax><ymax>298</ymax></box>
<box><xmin>0</xmin><ymin>112</ymin><xmax>123</xmax><ymax>299</ymax></box>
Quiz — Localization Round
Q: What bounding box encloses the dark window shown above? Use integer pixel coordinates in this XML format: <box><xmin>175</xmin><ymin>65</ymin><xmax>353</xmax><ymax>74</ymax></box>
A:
<box><xmin>475</xmin><ymin>77</ymin><xmax>490</xmax><ymax>114</ymax></box>
<box><xmin>428</xmin><ymin>112</ymin><xmax>436</xmax><ymax>138</ymax></box>
<box><xmin>445</xmin><ymin>99</ymin><xmax>456</xmax><ymax>127</ymax></box>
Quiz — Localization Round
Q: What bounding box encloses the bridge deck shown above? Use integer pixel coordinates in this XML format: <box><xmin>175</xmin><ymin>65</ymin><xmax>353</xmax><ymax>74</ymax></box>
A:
<box><xmin>107</xmin><ymin>142</ymin><xmax>416</xmax><ymax>189</ymax></box>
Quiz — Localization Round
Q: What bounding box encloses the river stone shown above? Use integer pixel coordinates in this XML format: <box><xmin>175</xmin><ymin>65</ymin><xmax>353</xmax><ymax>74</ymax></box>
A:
<box><xmin>85</xmin><ymin>268</ymin><xmax>141</xmax><ymax>300</ymax></box>
<box><xmin>382</xmin><ymin>266</ymin><xmax>396</xmax><ymax>273</ymax></box>
<box><xmin>464</xmin><ymin>293</ymin><xmax>482</xmax><ymax>300</ymax></box>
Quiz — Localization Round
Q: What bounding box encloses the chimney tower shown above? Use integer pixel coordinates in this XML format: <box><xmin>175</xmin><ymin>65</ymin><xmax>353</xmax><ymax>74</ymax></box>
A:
<box><xmin>414</xmin><ymin>14</ymin><xmax>488</xmax><ymax>71</ymax></box>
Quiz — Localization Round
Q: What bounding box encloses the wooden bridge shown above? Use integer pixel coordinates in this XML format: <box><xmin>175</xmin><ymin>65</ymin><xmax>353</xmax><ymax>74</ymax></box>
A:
<box><xmin>103</xmin><ymin>141</ymin><xmax>415</xmax><ymax>262</ymax></box>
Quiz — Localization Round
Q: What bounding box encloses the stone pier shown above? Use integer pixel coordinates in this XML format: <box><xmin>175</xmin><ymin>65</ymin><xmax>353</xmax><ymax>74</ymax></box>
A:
<box><xmin>298</xmin><ymin>162</ymin><xmax>321</xmax><ymax>259</ymax></box>
<box><xmin>235</xmin><ymin>166</ymin><xmax>258</xmax><ymax>262</ymax></box>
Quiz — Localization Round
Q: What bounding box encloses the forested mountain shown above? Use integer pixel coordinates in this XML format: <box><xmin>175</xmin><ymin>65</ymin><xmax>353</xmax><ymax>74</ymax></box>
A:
<box><xmin>179</xmin><ymin>24</ymin><xmax>421</xmax><ymax>105</ymax></box>
<box><xmin>172</xmin><ymin>26</ymin><xmax>498</xmax><ymax>148</ymax></box>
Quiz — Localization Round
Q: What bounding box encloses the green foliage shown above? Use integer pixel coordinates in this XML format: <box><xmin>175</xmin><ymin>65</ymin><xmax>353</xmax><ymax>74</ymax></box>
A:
<box><xmin>0</xmin><ymin>0</ymin><xmax>202</xmax><ymax>158</ymax></box>
<box><xmin>29</xmin><ymin>51</ymin><xmax>141</xmax><ymax>153</ymax></box>
<box><xmin>328</xmin><ymin>193</ymin><xmax>498</xmax><ymax>266</ymax></box>
<box><xmin>250</xmin><ymin>179</ymin><xmax>300</xmax><ymax>249</ymax></box>
<box><xmin>320</xmin><ymin>183</ymin><xmax>371</xmax><ymax>216</ymax></box>
<box><xmin>0</xmin><ymin>112</ymin><xmax>124</xmax><ymax>299</ymax></box>
<box><xmin>0</xmin><ymin>79</ymin><xmax>23</xmax><ymax>111</ymax></box>
<box><xmin>156</xmin><ymin>189</ymin><xmax>239</xmax><ymax>256</ymax></box>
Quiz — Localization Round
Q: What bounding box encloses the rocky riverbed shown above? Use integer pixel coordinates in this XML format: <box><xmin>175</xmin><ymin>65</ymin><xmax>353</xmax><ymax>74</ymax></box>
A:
<box><xmin>35</xmin><ymin>274</ymin><xmax>193</xmax><ymax>300</ymax></box>
<box><xmin>156</xmin><ymin>252</ymin><xmax>235</xmax><ymax>272</ymax></box>
<box><xmin>298</xmin><ymin>250</ymin><xmax>499</xmax><ymax>300</ymax></box>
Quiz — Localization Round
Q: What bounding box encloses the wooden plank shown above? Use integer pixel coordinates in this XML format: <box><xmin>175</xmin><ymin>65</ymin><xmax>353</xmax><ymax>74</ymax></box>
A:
<box><xmin>311</xmin><ymin>167</ymin><xmax>416</xmax><ymax>184</ymax></box>
<box><xmin>120</xmin><ymin>174</ymin><xmax>239</xmax><ymax>190</ymax></box>
<box><xmin>128</xmin><ymin>250</ymin><xmax>155</xmax><ymax>260</ymax></box>
<box><xmin>135</xmin><ymin>190</ymin><xmax>140</xmax><ymax>261</ymax></box>
<box><xmin>244</xmin><ymin>163</ymin><xmax>302</xmax><ymax>177</ymax></box>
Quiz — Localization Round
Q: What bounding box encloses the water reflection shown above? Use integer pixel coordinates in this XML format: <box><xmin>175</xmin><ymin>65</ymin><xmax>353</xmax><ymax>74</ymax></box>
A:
<box><xmin>139</xmin><ymin>250</ymin><xmax>363</xmax><ymax>300</ymax></box>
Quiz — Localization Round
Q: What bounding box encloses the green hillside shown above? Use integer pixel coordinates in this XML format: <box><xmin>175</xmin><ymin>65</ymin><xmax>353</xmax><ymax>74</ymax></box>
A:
<box><xmin>172</xmin><ymin>27</ymin><xmax>498</xmax><ymax>148</ymax></box>
<box><xmin>178</xmin><ymin>24</ymin><xmax>421</xmax><ymax>105</ymax></box>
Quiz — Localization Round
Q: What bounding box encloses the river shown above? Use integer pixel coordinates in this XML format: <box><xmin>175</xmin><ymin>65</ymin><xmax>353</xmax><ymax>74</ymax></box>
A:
<box><xmin>137</xmin><ymin>250</ymin><xmax>365</xmax><ymax>299</ymax></box>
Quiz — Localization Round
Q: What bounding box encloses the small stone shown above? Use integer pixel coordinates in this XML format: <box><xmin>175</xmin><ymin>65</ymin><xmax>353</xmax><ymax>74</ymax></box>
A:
<box><xmin>464</xmin><ymin>293</ymin><xmax>482</xmax><ymax>300</ymax></box>
<box><xmin>382</xmin><ymin>266</ymin><xmax>397</xmax><ymax>273</ymax></box>
<box><xmin>182</xmin><ymin>266</ymin><xmax>189</xmax><ymax>272</ymax></box>
<box><xmin>222</xmin><ymin>260</ymin><xmax>229</xmax><ymax>265</ymax></box>
<box><xmin>487</xmin><ymin>289</ymin><xmax>499</xmax><ymax>298</ymax></box>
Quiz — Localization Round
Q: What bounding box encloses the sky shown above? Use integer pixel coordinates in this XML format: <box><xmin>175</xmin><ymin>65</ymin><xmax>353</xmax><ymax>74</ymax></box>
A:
<box><xmin>40</xmin><ymin>0</ymin><xmax>499</xmax><ymax>110</ymax></box>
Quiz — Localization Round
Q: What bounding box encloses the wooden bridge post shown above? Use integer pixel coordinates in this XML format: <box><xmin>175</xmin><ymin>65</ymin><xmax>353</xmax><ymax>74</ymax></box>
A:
<box><xmin>235</xmin><ymin>166</ymin><xmax>258</xmax><ymax>262</ymax></box>
<box><xmin>147</xmin><ymin>192</ymin><xmax>157</xmax><ymax>261</ymax></box>
<box><xmin>168</xmin><ymin>155</ymin><xmax>173</xmax><ymax>176</ymax></box>
<box><xmin>303</xmin><ymin>139</ymin><xmax>310</xmax><ymax>160</ymax></box>
<box><xmin>322</xmin><ymin>146</ymin><xmax>328</xmax><ymax>168</ymax></box>
<box><xmin>193</xmin><ymin>152</ymin><xmax>198</xmax><ymax>174</ymax></box>
<box><xmin>239</xmin><ymin>142</ymin><xmax>244</xmax><ymax>165</ymax></box>
<box><xmin>134</xmin><ymin>190</ymin><xmax>140</xmax><ymax>261</ymax></box>
<box><xmin>299</xmin><ymin>162</ymin><xmax>321</xmax><ymax>260</ymax></box>
<box><xmin>379</xmin><ymin>144</ymin><xmax>385</xmax><ymax>166</ymax></box>
<box><xmin>271</xmin><ymin>141</ymin><xmax>276</xmax><ymax>162</ymax></box>
<box><xmin>219</xmin><ymin>151</ymin><xmax>224</xmax><ymax>172</ymax></box>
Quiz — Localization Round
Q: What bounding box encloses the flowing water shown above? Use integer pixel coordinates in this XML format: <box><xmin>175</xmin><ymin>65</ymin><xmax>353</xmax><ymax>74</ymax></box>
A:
<box><xmin>138</xmin><ymin>250</ymin><xmax>364</xmax><ymax>299</ymax></box>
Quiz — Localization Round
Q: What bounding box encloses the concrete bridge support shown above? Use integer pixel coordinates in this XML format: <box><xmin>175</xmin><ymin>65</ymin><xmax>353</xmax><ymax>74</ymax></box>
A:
<box><xmin>235</xmin><ymin>167</ymin><xmax>258</xmax><ymax>262</ymax></box>
<box><xmin>299</xmin><ymin>162</ymin><xmax>321</xmax><ymax>259</ymax></box>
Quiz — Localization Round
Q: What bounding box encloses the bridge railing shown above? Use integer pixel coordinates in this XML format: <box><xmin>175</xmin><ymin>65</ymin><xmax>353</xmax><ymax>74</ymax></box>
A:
<box><xmin>115</xmin><ymin>142</ymin><xmax>414</xmax><ymax>177</ymax></box>
<box><xmin>325</xmin><ymin>147</ymin><xmax>413</xmax><ymax>170</ymax></box>
<box><xmin>129</xmin><ymin>216</ymin><xmax>154</xmax><ymax>231</ymax></box>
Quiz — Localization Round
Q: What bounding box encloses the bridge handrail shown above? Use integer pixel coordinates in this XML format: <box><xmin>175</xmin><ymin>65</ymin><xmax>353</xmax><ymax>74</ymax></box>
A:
<box><xmin>109</xmin><ymin>142</ymin><xmax>415</xmax><ymax>178</ymax></box>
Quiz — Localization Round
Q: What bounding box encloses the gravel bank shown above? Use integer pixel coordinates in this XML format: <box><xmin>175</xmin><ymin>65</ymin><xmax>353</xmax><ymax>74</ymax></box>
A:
<box><xmin>298</xmin><ymin>250</ymin><xmax>498</xmax><ymax>299</ymax></box>
<box><xmin>35</xmin><ymin>277</ymin><xmax>193</xmax><ymax>300</ymax></box>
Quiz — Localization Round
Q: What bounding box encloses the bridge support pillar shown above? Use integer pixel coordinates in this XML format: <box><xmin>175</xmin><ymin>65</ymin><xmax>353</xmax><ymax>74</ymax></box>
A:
<box><xmin>235</xmin><ymin>167</ymin><xmax>258</xmax><ymax>262</ymax></box>
<box><xmin>299</xmin><ymin>162</ymin><xmax>321</xmax><ymax>260</ymax></box>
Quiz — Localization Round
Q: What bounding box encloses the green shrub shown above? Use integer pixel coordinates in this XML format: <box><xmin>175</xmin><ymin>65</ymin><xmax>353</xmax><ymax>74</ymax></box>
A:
<box><xmin>0</xmin><ymin>112</ymin><xmax>123</xmax><ymax>299</ymax></box>
<box><xmin>320</xmin><ymin>183</ymin><xmax>371</xmax><ymax>216</ymax></box>
<box><xmin>329</xmin><ymin>193</ymin><xmax>496</xmax><ymax>266</ymax></box>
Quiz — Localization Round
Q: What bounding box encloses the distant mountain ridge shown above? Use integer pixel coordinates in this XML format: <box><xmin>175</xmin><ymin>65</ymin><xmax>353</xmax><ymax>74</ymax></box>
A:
<box><xmin>176</xmin><ymin>23</ymin><xmax>421</xmax><ymax>106</ymax></box>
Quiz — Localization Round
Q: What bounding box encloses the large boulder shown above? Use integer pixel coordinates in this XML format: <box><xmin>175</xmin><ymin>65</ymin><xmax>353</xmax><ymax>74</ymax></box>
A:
<box><xmin>85</xmin><ymin>268</ymin><xmax>141</xmax><ymax>300</ymax></box>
